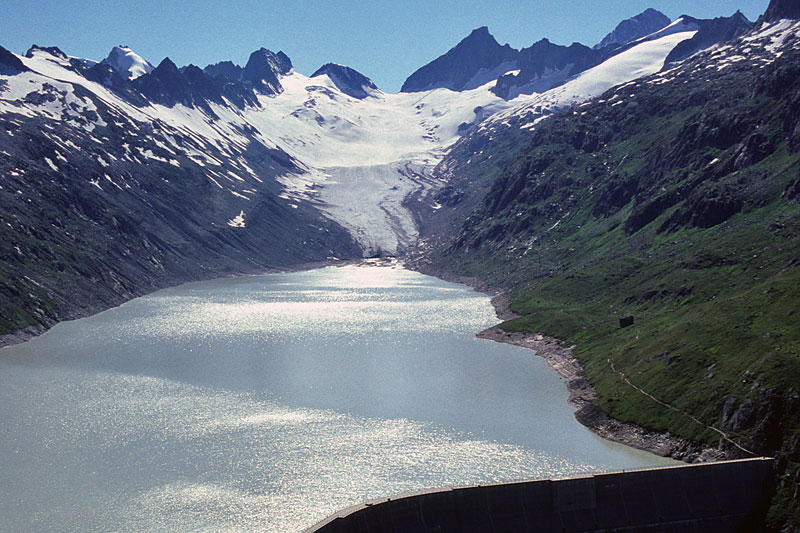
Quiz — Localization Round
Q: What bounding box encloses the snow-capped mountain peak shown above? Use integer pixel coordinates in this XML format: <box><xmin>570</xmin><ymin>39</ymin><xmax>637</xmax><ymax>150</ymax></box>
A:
<box><xmin>594</xmin><ymin>8</ymin><xmax>671</xmax><ymax>50</ymax></box>
<box><xmin>311</xmin><ymin>63</ymin><xmax>378</xmax><ymax>99</ymax></box>
<box><xmin>101</xmin><ymin>45</ymin><xmax>154</xmax><ymax>80</ymax></box>
<box><xmin>401</xmin><ymin>26</ymin><xmax>518</xmax><ymax>92</ymax></box>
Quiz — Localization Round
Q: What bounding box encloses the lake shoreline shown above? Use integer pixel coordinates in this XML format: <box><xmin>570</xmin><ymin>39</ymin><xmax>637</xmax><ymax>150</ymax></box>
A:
<box><xmin>412</xmin><ymin>264</ymin><xmax>733</xmax><ymax>464</ymax></box>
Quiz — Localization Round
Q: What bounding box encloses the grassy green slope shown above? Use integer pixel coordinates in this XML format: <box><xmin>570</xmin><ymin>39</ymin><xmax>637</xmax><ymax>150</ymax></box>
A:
<box><xmin>422</xmin><ymin>35</ymin><xmax>800</xmax><ymax>528</ymax></box>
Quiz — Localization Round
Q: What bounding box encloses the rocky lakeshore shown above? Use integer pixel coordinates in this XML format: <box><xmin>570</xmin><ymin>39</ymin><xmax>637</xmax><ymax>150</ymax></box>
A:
<box><xmin>477</xmin><ymin>324</ymin><xmax>734</xmax><ymax>463</ymax></box>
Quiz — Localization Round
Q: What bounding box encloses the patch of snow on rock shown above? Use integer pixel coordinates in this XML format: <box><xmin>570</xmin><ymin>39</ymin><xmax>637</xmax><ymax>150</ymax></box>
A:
<box><xmin>227</xmin><ymin>211</ymin><xmax>246</xmax><ymax>228</ymax></box>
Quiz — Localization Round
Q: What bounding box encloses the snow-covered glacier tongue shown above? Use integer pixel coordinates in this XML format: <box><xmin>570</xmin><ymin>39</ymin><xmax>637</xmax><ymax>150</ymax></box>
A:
<box><xmin>260</xmin><ymin>24</ymin><xmax>709</xmax><ymax>257</ymax></box>
<box><xmin>317</xmin><ymin>161</ymin><xmax>436</xmax><ymax>257</ymax></box>
<box><xmin>251</xmin><ymin>71</ymin><xmax>509</xmax><ymax>256</ymax></box>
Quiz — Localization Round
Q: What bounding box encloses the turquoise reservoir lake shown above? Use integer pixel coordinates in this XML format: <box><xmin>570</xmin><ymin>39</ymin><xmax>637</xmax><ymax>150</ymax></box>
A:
<box><xmin>0</xmin><ymin>264</ymin><xmax>674</xmax><ymax>531</ymax></box>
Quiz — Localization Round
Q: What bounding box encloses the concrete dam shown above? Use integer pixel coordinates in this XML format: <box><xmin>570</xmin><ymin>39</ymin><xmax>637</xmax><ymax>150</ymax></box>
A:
<box><xmin>305</xmin><ymin>458</ymin><xmax>774</xmax><ymax>532</ymax></box>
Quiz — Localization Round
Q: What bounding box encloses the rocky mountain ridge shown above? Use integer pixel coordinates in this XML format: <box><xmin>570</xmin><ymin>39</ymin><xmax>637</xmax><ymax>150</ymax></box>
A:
<box><xmin>402</xmin><ymin>10</ymin><xmax>751</xmax><ymax>101</ymax></box>
<box><xmin>400</xmin><ymin>26</ymin><xmax>518</xmax><ymax>93</ymax></box>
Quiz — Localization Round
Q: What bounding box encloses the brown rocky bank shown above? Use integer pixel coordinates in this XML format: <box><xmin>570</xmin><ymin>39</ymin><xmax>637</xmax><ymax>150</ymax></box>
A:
<box><xmin>416</xmin><ymin>265</ymin><xmax>735</xmax><ymax>464</ymax></box>
<box><xmin>477</xmin><ymin>325</ymin><xmax>732</xmax><ymax>463</ymax></box>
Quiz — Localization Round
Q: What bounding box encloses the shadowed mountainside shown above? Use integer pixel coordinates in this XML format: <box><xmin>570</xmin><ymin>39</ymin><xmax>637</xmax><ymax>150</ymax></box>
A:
<box><xmin>413</xmin><ymin>15</ymin><xmax>800</xmax><ymax>529</ymax></box>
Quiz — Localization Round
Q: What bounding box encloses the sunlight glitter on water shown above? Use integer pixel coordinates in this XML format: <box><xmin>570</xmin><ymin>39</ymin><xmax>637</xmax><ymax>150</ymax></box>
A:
<box><xmin>1</xmin><ymin>366</ymin><xmax>600</xmax><ymax>532</ymax></box>
<box><xmin>111</xmin><ymin>269</ymin><xmax>491</xmax><ymax>342</ymax></box>
<box><xmin>0</xmin><ymin>265</ymin><xmax>675</xmax><ymax>532</ymax></box>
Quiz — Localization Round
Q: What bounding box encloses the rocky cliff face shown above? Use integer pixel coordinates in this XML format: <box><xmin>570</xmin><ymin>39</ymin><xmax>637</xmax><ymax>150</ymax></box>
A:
<box><xmin>763</xmin><ymin>0</ymin><xmax>800</xmax><ymax>22</ymax></box>
<box><xmin>241</xmin><ymin>48</ymin><xmax>292</xmax><ymax>95</ymax></box>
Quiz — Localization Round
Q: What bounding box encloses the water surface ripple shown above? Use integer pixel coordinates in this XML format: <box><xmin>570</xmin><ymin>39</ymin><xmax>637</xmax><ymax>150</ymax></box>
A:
<box><xmin>0</xmin><ymin>264</ymin><xmax>674</xmax><ymax>531</ymax></box>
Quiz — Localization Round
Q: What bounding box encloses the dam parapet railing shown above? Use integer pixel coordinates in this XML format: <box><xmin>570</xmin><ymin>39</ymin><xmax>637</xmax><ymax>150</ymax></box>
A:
<box><xmin>304</xmin><ymin>457</ymin><xmax>775</xmax><ymax>533</ymax></box>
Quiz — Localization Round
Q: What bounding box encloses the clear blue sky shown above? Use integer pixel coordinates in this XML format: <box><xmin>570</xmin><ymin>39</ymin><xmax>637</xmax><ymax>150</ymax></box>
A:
<box><xmin>1</xmin><ymin>0</ymin><xmax>770</xmax><ymax>92</ymax></box>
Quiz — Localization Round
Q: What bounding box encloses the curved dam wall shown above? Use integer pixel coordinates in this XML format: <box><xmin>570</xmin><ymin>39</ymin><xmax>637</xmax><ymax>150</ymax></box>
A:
<box><xmin>306</xmin><ymin>458</ymin><xmax>774</xmax><ymax>533</ymax></box>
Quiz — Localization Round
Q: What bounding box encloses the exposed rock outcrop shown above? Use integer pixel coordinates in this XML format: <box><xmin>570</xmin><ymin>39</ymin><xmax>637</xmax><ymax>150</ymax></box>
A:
<box><xmin>762</xmin><ymin>0</ymin><xmax>800</xmax><ymax>22</ymax></box>
<box><xmin>241</xmin><ymin>47</ymin><xmax>292</xmax><ymax>95</ymax></box>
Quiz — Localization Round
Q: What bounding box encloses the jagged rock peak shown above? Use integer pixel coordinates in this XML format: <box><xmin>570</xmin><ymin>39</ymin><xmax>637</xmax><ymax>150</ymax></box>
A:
<box><xmin>401</xmin><ymin>26</ymin><xmax>518</xmax><ymax>92</ymax></box>
<box><xmin>25</xmin><ymin>45</ymin><xmax>68</xmax><ymax>59</ymax></box>
<box><xmin>594</xmin><ymin>8</ymin><xmax>672</xmax><ymax>49</ymax></box>
<box><xmin>133</xmin><ymin>57</ymin><xmax>182</xmax><ymax>96</ymax></box>
<box><xmin>492</xmin><ymin>38</ymin><xmax>602</xmax><ymax>100</ymax></box>
<box><xmin>101</xmin><ymin>45</ymin><xmax>154</xmax><ymax>80</ymax></box>
<box><xmin>762</xmin><ymin>0</ymin><xmax>800</xmax><ymax>22</ymax></box>
<box><xmin>241</xmin><ymin>48</ymin><xmax>293</xmax><ymax>95</ymax></box>
<box><xmin>203</xmin><ymin>60</ymin><xmax>243</xmax><ymax>81</ymax></box>
<box><xmin>154</xmin><ymin>56</ymin><xmax>180</xmax><ymax>74</ymax></box>
<box><xmin>311</xmin><ymin>63</ymin><xmax>377</xmax><ymax>99</ymax></box>
<box><xmin>463</xmin><ymin>26</ymin><xmax>498</xmax><ymax>44</ymax></box>
<box><xmin>132</xmin><ymin>56</ymin><xmax>218</xmax><ymax>112</ymax></box>
<box><xmin>245</xmin><ymin>48</ymin><xmax>292</xmax><ymax>75</ymax></box>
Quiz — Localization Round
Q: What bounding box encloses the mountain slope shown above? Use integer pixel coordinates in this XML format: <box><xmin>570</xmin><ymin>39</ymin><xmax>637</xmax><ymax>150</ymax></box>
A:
<box><xmin>415</xmin><ymin>16</ymin><xmax>800</xmax><ymax>529</ymax></box>
<box><xmin>0</xmin><ymin>45</ymin><xmax>363</xmax><ymax>341</ymax></box>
